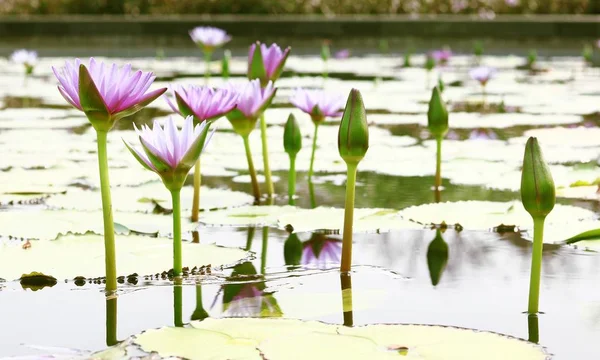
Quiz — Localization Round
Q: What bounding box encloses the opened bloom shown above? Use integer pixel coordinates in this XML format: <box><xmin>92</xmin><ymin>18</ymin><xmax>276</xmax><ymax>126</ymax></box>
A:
<box><xmin>469</xmin><ymin>66</ymin><xmax>496</xmax><ymax>86</ymax></box>
<box><xmin>165</xmin><ymin>84</ymin><xmax>237</xmax><ymax>125</ymax></box>
<box><xmin>189</xmin><ymin>26</ymin><xmax>231</xmax><ymax>51</ymax></box>
<box><xmin>124</xmin><ymin>116</ymin><xmax>213</xmax><ymax>191</ymax></box>
<box><xmin>290</xmin><ymin>88</ymin><xmax>345</xmax><ymax>124</ymax></box>
<box><xmin>430</xmin><ymin>49</ymin><xmax>452</xmax><ymax>65</ymax></box>
<box><xmin>11</xmin><ymin>49</ymin><xmax>37</xmax><ymax>74</ymax></box>
<box><xmin>53</xmin><ymin>58</ymin><xmax>166</xmax><ymax>131</ymax></box>
<box><xmin>248</xmin><ymin>42</ymin><xmax>291</xmax><ymax>86</ymax></box>
<box><xmin>225</xmin><ymin>79</ymin><xmax>276</xmax><ymax>136</ymax></box>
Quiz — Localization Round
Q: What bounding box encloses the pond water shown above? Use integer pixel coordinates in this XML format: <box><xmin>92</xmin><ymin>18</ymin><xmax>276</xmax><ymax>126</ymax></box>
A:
<box><xmin>1</xmin><ymin>39</ymin><xmax>600</xmax><ymax>359</ymax></box>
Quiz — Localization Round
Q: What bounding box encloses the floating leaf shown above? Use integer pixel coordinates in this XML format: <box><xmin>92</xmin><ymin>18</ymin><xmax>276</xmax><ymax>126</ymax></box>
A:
<box><xmin>0</xmin><ymin>234</ymin><xmax>249</xmax><ymax>281</ymax></box>
<box><xmin>200</xmin><ymin>205</ymin><xmax>299</xmax><ymax>227</ymax></box>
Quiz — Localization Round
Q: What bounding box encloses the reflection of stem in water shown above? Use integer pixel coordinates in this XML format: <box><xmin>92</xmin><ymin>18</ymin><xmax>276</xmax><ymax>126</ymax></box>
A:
<box><xmin>340</xmin><ymin>273</ymin><xmax>353</xmax><ymax>327</ymax></box>
<box><xmin>245</xmin><ymin>227</ymin><xmax>256</xmax><ymax>251</ymax></box>
<box><xmin>308</xmin><ymin>180</ymin><xmax>317</xmax><ymax>209</ymax></box>
<box><xmin>192</xmin><ymin>230</ymin><xmax>200</xmax><ymax>244</ymax></box>
<box><xmin>528</xmin><ymin>313</ymin><xmax>539</xmax><ymax>344</ymax></box>
<box><xmin>242</xmin><ymin>135</ymin><xmax>261</xmax><ymax>202</ymax></box>
<box><xmin>261</xmin><ymin>227</ymin><xmax>269</xmax><ymax>274</ymax></box>
<box><xmin>434</xmin><ymin>187</ymin><xmax>441</xmax><ymax>203</ymax></box>
<box><xmin>260</xmin><ymin>112</ymin><xmax>274</xmax><ymax>197</ymax></box>
<box><xmin>308</xmin><ymin>124</ymin><xmax>319</xmax><ymax>180</ymax></box>
<box><xmin>340</xmin><ymin>162</ymin><xmax>358</xmax><ymax>273</ymax></box>
<box><xmin>105</xmin><ymin>297</ymin><xmax>118</xmax><ymax>346</ymax></box>
<box><xmin>191</xmin><ymin>284</ymin><xmax>209</xmax><ymax>321</ymax></box>
<box><xmin>288</xmin><ymin>155</ymin><xmax>296</xmax><ymax>205</ymax></box>
<box><xmin>191</xmin><ymin>157</ymin><xmax>201</xmax><ymax>222</ymax></box>
<box><xmin>174</xmin><ymin>279</ymin><xmax>183</xmax><ymax>327</ymax></box>
<box><xmin>528</xmin><ymin>217</ymin><xmax>545</xmax><ymax>314</ymax></box>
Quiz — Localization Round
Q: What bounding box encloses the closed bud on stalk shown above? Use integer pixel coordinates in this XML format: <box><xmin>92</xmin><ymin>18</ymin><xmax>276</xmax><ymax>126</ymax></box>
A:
<box><xmin>321</xmin><ymin>42</ymin><xmax>330</xmax><ymax>62</ymax></box>
<box><xmin>338</xmin><ymin>89</ymin><xmax>369</xmax><ymax>164</ymax></box>
<box><xmin>520</xmin><ymin>137</ymin><xmax>555</xmax><ymax>219</ymax></box>
<box><xmin>283</xmin><ymin>113</ymin><xmax>302</xmax><ymax>157</ymax></box>
<box><xmin>425</xmin><ymin>56</ymin><xmax>436</xmax><ymax>71</ymax></box>
<box><xmin>427</xmin><ymin>86</ymin><xmax>449</xmax><ymax>138</ymax></box>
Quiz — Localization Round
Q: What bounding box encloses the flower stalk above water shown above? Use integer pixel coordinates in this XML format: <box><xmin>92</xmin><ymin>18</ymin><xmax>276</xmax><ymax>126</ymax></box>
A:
<box><xmin>290</xmin><ymin>88</ymin><xmax>345</xmax><ymax>181</ymax></box>
<box><xmin>520</xmin><ymin>137</ymin><xmax>555</xmax><ymax>314</ymax></box>
<box><xmin>53</xmin><ymin>58</ymin><xmax>166</xmax><ymax>292</ymax></box>
<box><xmin>189</xmin><ymin>26</ymin><xmax>231</xmax><ymax>83</ymax></box>
<box><xmin>469</xmin><ymin>66</ymin><xmax>496</xmax><ymax>107</ymax></box>
<box><xmin>427</xmin><ymin>86</ymin><xmax>449</xmax><ymax>194</ymax></box>
<box><xmin>321</xmin><ymin>41</ymin><xmax>331</xmax><ymax>79</ymax></box>
<box><xmin>248</xmin><ymin>42</ymin><xmax>291</xmax><ymax>197</ymax></box>
<box><xmin>338</xmin><ymin>89</ymin><xmax>369</xmax><ymax>273</ymax></box>
<box><xmin>283</xmin><ymin>113</ymin><xmax>302</xmax><ymax>205</ymax></box>
<box><xmin>225</xmin><ymin>79</ymin><xmax>277</xmax><ymax>201</ymax></box>
<box><xmin>124</xmin><ymin>116</ymin><xmax>213</xmax><ymax>276</ymax></box>
<box><xmin>165</xmin><ymin>84</ymin><xmax>237</xmax><ymax>221</ymax></box>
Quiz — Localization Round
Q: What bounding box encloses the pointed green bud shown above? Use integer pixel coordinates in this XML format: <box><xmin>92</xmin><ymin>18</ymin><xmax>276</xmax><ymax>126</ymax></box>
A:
<box><xmin>437</xmin><ymin>76</ymin><xmax>445</xmax><ymax>93</ymax></box>
<box><xmin>222</xmin><ymin>49</ymin><xmax>231</xmax><ymax>80</ymax></box>
<box><xmin>338</xmin><ymin>89</ymin><xmax>369</xmax><ymax>164</ymax></box>
<box><xmin>520</xmin><ymin>137</ymin><xmax>555</xmax><ymax>219</ymax></box>
<box><xmin>425</xmin><ymin>56</ymin><xmax>435</xmax><ymax>71</ymax></box>
<box><xmin>527</xmin><ymin>49</ymin><xmax>537</xmax><ymax>67</ymax></box>
<box><xmin>283</xmin><ymin>113</ymin><xmax>302</xmax><ymax>157</ymax></box>
<box><xmin>427</xmin><ymin>86</ymin><xmax>449</xmax><ymax>138</ymax></box>
<box><xmin>427</xmin><ymin>229</ymin><xmax>449</xmax><ymax>286</ymax></box>
<box><xmin>321</xmin><ymin>42</ymin><xmax>330</xmax><ymax>62</ymax></box>
<box><xmin>403</xmin><ymin>52</ymin><xmax>411</xmax><ymax>68</ymax></box>
<box><xmin>474</xmin><ymin>41</ymin><xmax>484</xmax><ymax>57</ymax></box>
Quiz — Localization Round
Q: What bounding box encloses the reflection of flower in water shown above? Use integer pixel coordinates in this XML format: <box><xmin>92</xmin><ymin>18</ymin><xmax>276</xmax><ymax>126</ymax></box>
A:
<box><xmin>302</xmin><ymin>235</ymin><xmax>342</xmax><ymax>269</ymax></box>
<box><xmin>224</xmin><ymin>283</ymin><xmax>281</xmax><ymax>318</ymax></box>
<box><xmin>469</xmin><ymin>129</ymin><xmax>498</xmax><ymax>140</ymax></box>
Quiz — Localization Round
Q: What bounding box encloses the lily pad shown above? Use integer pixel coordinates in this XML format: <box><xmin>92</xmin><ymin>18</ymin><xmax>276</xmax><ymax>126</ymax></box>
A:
<box><xmin>103</xmin><ymin>318</ymin><xmax>548</xmax><ymax>359</ymax></box>
<box><xmin>200</xmin><ymin>205</ymin><xmax>299</xmax><ymax>227</ymax></box>
<box><xmin>0</xmin><ymin>234</ymin><xmax>249</xmax><ymax>281</ymax></box>
<box><xmin>398</xmin><ymin>201</ymin><xmax>596</xmax><ymax>231</ymax></box>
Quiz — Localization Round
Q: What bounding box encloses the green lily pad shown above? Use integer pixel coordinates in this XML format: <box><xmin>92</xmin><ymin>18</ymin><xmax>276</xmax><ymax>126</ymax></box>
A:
<box><xmin>200</xmin><ymin>205</ymin><xmax>299</xmax><ymax>227</ymax></box>
<box><xmin>398</xmin><ymin>201</ymin><xmax>596</xmax><ymax>231</ymax></box>
<box><xmin>0</xmin><ymin>234</ymin><xmax>249</xmax><ymax>281</ymax></box>
<box><xmin>557</xmin><ymin>185</ymin><xmax>600</xmax><ymax>201</ymax></box>
<box><xmin>102</xmin><ymin>318</ymin><xmax>547</xmax><ymax>359</ymax></box>
<box><xmin>0</xmin><ymin>210</ymin><xmax>198</xmax><ymax>240</ymax></box>
<box><xmin>277</xmin><ymin>207</ymin><xmax>417</xmax><ymax>233</ymax></box>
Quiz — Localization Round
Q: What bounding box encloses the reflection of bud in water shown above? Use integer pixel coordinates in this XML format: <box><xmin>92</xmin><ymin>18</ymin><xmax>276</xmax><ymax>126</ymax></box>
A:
<box><xmin>426</xmin><ymin>229</ymin><xmax>449</xmax><ymax>286</ymax></box>
<box><xmin>284</xmin><ymin>232</ymin><xmax>303</xmax><ymax>266</ymax></box>
<box><xmin>302</xmin><ymin>234</ymin><xmax>342</xmax><ymax>269</ymax></box>
<box><xmin>222</xmin><ymin>262</ymin><xmax>282</xmax><ymax>317</ymax></box>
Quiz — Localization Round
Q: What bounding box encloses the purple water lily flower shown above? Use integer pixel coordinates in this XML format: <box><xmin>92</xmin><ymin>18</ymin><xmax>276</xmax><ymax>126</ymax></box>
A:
<box><xmin>469</xmin><ymin>66</ymin><xmax>496</xmax><ymax>86</ymax></box>
<box><xmin>334</xmin><ymin>49</ymin><xmax>351</xmax><ymax>59</ymax></box>
<box><xmin>124</xmin><ymin>116</ymin><xmax>213</xmax><ymax>190</ymax></box>
<box><xmin>248</xmin><ymin>42</ymin><xmax>291</xmax><ymax>86</ymax></box>
<box><xmin>430</xmin><ymin>49</ymin><xmax>452</xmax><ymax>65</ymax></box>
<box><xmin>301</xmin><ymin>236</ymin><xmax>342</xmax><ymax>270</ymax></box>
<box><xmin>53</xmin><ymin>58</ymin><xmax>166</xmax><ymax>130</ymax></box>
<box><xmin>224</xmin><ymin>79</ymin><xmax>276</xmax><ymax>129</ymax></box>
<box><xmin>505</xmin><ymin>0</ymin><xmax>519</xmax><ymax>6</ymax></box>
<box><xmin>11</xmin><ymin>49</ymin><xmax>37</xmax><ymax>74</ymax></box>
<box><xmin>289</xmin><ymin>88</ymin><xmax>345</xmax><ymax>124</ymax></box>
<box><xmin>165</xmin><ymin>84</ymin><xmax>237</xmax><ymax>125</ymax></box>
<box><xmin>189</xmin><ymin>26</ymin><xmax>231</xmax><ymax>51</ymax></box>
<box><xmin>469</xmin><ymin>129</ymin><xmax>498</xmax><ymax>140</ymax></box>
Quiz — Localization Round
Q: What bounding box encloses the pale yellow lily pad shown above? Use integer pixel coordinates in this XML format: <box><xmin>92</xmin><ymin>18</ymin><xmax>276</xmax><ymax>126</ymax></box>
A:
<box><xmin>0</xmin><ymin>234</ymin><xmax>249</xmax><ymax>281</ymax></box>
<box><xmin>200</xmin><ymin>205</ymin><xmax>299</xmax><ymax>227</ymax></box>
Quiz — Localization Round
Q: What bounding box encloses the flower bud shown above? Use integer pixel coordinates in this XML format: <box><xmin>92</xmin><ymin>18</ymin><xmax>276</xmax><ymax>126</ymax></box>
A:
<box><xmin>427</xmin><ymin>86</ymin><xmax>449</xmax><ymax>138</ymax></box>
<box><xmin>221</xmin><ymin>49</ymin><xmax>231</xmax><ymax>80</ymax></box>
<box><xmin>321</xmin><ymin>42</ymin><xmax>330</xmax><ymax>62</ymax></box>
<box><xmin>283</xmin><ymin>113</ymin><xmax>302</xmax><ymax>157</ymax></box>
<box><xmin>338</xmin><ymin>89</ymin><xmax>369</xmax><ymax>164</ymax></box>
<box><xmin>521</xmin><ymin>137</ymin><xmax>555</xmax><ymax>219</ymax></box>
<box><xmin>425</xmin><ymin>55</ymin><xmax>435</xmax><ymax>71</ymax></box>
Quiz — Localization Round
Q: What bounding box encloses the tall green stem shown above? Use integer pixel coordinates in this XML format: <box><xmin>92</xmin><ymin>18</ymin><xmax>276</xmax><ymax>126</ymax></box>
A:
<box><xmin>261</xmin><ymin>227</ymin><xmax>269</xmax><ymax>274</ymax></box>
<box><xmin>191</xmin><ymin>158</ymin><xmax>201</xmax><ymax>222</ymax></box>
<box><xmin>435</xmin><ymin>136</ymin><xmax>442</xmax><ymax>190</ymax></box>
<box><xmin>245</xmin><ymin>227</ymin><xmax>255</xmax><ymax>251</ymax></box>
<box><xmin>174</xmin><ymin>278</ymin><xmax>183</xmax><ymax>327</ymax></box>
<box><xmin>204</xmin><ymin>51</ymin><xmax>212</xmax><ymax>84</ymax></box>
<box><xmin>308</xmin><ymin>180</ymin><xmax>317</xmax><ymax>209</ymax></box>
<box><xmin>243</xmin><ymin>135</ymin><xmax>261</xmax><ymax>201</ymax></box>
<box><xmin>288</xmin><ymin>155</ymin><xmax>296</xmax><ymax>205</ymax></box>
<box><xmin>482</xmin><ymin>84</ymin><xmax>487</xmax><ymax>109</ymax></box>
<box><xmin>340</xmin><ymin>162</ymin><xmax>358</xmax><ymax>273</ymax></box>
<box><xmin>308</xmin><ymin>124</ymin><xmax>319</xmax><ymax>180</ymax></box>
<box><xmin>528</xmin><ymin>217</ymin><xmax>545</xmax><ymax>314</ymax></box>
<box><xmin>171</xmin><ymin>189</ymin><xmax>183</xmax><ymax>276</ymax></box>
<box><xmin>96</xmin><ymin>130</ymin><xmax>117</xmax><ymax>292</ymax></box>
<box><xmin>340</xmin><ymin>273</ymin><xmax>353</xmax><ymax>327</ymax></box>
<box><xmin>260</xmin><ymin>113</ymin><xmax>274</xmax><ymax>196</ymax></box>
<box><xmin>105</xmin><ymin>297</ymin><xmax>118</xmax><ymax>346</ymax></box>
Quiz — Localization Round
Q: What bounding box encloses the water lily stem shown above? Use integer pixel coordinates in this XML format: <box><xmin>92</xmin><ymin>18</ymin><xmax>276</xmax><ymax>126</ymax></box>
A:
<box><xmin>528</xmin><ymin>217</ymin><xmax>545</xmax><ymax>314</ymax></box>
<box><xmin>243</xmin><ymin>135</ymin><xmax>261</xmax><ymax>201</ymax></box>
<box><xmin>260</xmin><ymin>113</ymin><xmax>274</xmax><ymax>196</ymax></box>
<box><xmin>340</xmin><ymin>273</ymin><xmax>353</xmax><ymax>327</ymax></box>
<box><xmin>105</xmin><ymin>297</ymin><xmax>118</xmax><ymax>346</ymax></box>
<box><xmin>288</xmin><ymin>155</ymin><xmax>296</xmax><ymax>205</ymax></box>
<box><xmin>340</xmin><ymin>162</ymin><xmax>358</xmax><ymax>273</ymax></box>
<box><xmin>245</xmin><ymin>227</ymin><xmax>255</xmax><ymax>251</ymax></box>
<box><xmin>174</xmin><ymin>278</ymin><xmax>183</xmax><ymax>327</ymax></box>
<box><xmin>96</xmin><ymin>130</ymin><xmax>117</xmax><ymax>293</ymax></box>
<box><xmin>308</xmin><ymin>124</ymin><xmax>319</xmax><ymax>180</ymax></box>
<box><xmin>261</xmin><ymin>227</ymin><xmax>269</xmax><ymax>274</ymax></box>
<box><xmin>528</xmin><ymin>313</ymin><xmax>539</xmax><ymax>344</ymax></box>
<box><xmin>171</xmin><ymin>189</ymin><xmax>183</xmax><ymax>276</ymax></box>
<box><xmin>204</xmin><ymin>51</ymin><xmax>212</xmax><ymax>84</ymax></box>
<box><xmin>191</xmin><ymin>158</ymin><xmax>201</xmax><ymax>222</ymax></box>
<box><xmin>435</xmin><ymin>136</ymin><xmax>443</xmax><ymax>190</ymax></box>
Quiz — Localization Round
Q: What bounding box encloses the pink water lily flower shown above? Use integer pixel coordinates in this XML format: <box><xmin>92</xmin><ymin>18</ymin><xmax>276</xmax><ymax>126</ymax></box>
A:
<box><xmin>290</xmin><ymin>88</ymin><xmax>345</xmax><ymax>124</ymax></box>
<box><xmin>469</xmin><ymin>66</ymin><xmax>496</xmax><ymax>86</ymax></box>
<box><xmin>248</xmin><ymin>42</ymin><xmax>291</xmax><ymax>86</ymax></box>
<box><xmin>430</xmin><ymin>49</ymin><xmax>452</xmax><ymax>65</ymax></box>
<box><xmin>124</xmin><ymin>116</ymin><xmax>213</xmax><ymax>190</ymax></box>
<box><xmin>189</xmin><ymin>26</ymin><xmax>231</xmax><ymax>50</ymax></box>
<box><xmin>11</xmin><ymin>49</ymin><xmax>37</xmax><ymax>75</ymax></box>
<box><xmin>53</xmin><ymin>58</ymin><xmax>166</xmax><ymax>130</ymax></box>
<box><xmin>165</xmin><ymin>84</ymin><xmax>237</xmax><ymax>125</ymax></box>
<box><xmin>223</xmin><ymin>79</ymin><xmax>276</xmax><ymax>136</ymax></box>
